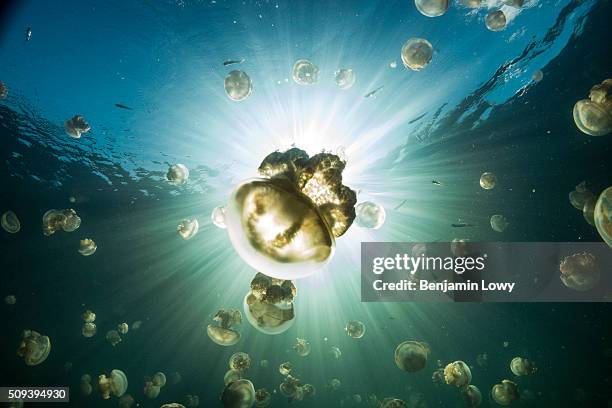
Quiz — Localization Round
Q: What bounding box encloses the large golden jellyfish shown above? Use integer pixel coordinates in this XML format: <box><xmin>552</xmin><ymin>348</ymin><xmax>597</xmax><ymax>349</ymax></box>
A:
<box><xmin>42</xmin><ymin>209</ymin><xmax>81</xmax><ymax>235</ymax></box>
<box><xmin>64</xmin><ymin>115</ymin><xmax>91</xmax><ymax>139</ymax></box>
<box><xmin>444</xmin><ymin>361</ymin><xmax>472</xmax><ymax>387</ymax></box>
<box><xmin>559</xmin><ymin>252</ymin><xmax>600</xmax><ymax>291</ymax></box>
<box><xmin>510</xmin><ymin>357</ymin><xmax>536</xmax><ymax>376</ymax></box>
<box><xmin>401</xmin><ymin>38</ymin><xmax>433</xmax><ymax>71</ymax></box>
<box><xmin>244</xmin><ymin>273</ymin><xmax>296</xmax><ymax>334</ymax></box>
<box><xmin>1</xmin><ymin>211</ymin><xmax>20</xmax><ymax>233</ymax></box>
<box><xmin>462</xmin><ymin>385</ymin><xmax>482</xmax><ymax>407</ymax></box>
<box><xmin>394</xmin><ymin>341</ymin><xmax>429</xmax><ymax>372</ymax></box>
<box><xmin>221</xmin><ymin>379</ymin><xmax>256</xmax><ymax>408</ymax></box>
<box><xmin>414</xmin><ymin>0</ymin><xmax>449</xmax><ymax>17</ymax></box>
<box><xmin>595</xmin><ymin>186</ymin><xmax>612</xmax><ymax>247</ymax></box>
<box><xmin>491</xmin><ymin>380</ymin><xmax>519</xmax><ymax>406</ymax></box>
<box><xmin>207</xmin><ymin>309</ymin><xmax>242</xmax><ymax>346</ymax></box>
<box><xmin>98</xmin><ymin>369</ymin><xmax>128</xmax><ymax>399</ymax></box>
<box><xmin>226</xmin><ymin>148</ymin><xmax>356</xmax><ymax>280</ymax></box>
<box><xmin>17</xmin><ymin>330</ymin><xmax>51</xmax><ymax>366</ymax></box>
<box><xmin>573</xmin><ymin>79</ymin><xmax>612</xmax><ymax>136</ymax></box>
<box><xmin>224</xmin><ymin>70</ymin><xmax>253</xmax><ymax>102</ymax></box>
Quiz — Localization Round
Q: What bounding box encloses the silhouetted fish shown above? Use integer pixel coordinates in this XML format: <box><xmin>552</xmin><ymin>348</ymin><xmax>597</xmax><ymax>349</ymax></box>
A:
<box><xmin>432</xmin><ymin>180</ymin><xmax>444</xmax><ymax>186</ymax></box>
<box><xmin>223</xmin><ymin>58</ymin><xmax>245</xmax><ymax>66</ymax></box>
<box><xmin>114</xmin><ymin>103</ymin><xmax>133</xmax><ymax>110</ymax></box>
<box><xmin>25</xmin><ymin>27</ymin><xmax>32</xmax><ymax>42</ymax></box>
<box><xmin>452</xmin><ymin>222</ymin><xmax>476</xmax><ymax>228</ymax></box>
<box><xmin>364</xmin><ymin>86</ymin><xmax>384</xmax><ymax>98</ymax></box>
<box><xmin>394</xmin><ymin>199</ymin><xmax>407</xmax><ymax>210</ymax></box>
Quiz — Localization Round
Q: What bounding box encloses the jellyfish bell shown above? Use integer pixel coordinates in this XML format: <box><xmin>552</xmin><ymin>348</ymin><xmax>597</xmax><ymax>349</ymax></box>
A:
<box><xmin>229</xmin><ymin>352</ymin><xmax>252</xmax><ymax>372</ymax></box>
<box><xmin>414</xmin><ymin>0</ymin><xmax>449</xmax><ymax>17</ymax></box>
<box><xmin>5</xmin><ymin>295</ymin><xmax>16</xmax><ymax>305</ymax></box>
<box><xmin>255</xmin><ymin>388</ymin><xmax>272</xmax><ymax>407</ymax></box>
<box><xmin>17</xmin><ymin>330</ymin><xmax>51</xmax><ymax>366</ymax></box>
<box><xmin>1</xmin><ymin>211</ymin><xmax>20</xmax><ymax>233</ymax></box>
<box><xmin>79</xmin><ymin>238</ymin><xmax>97</xmax><ymax>256</ymax></box>
<box><xmin>491</xmin><ymin>380</ymin><xmax>519</xmax><ymax>406</ymax></box>
<box><xmin>532</xmin><ymin>70</ymin><xmax>544</xmax><ymax>83</ymax></box>
<box><xmin>444</xmin><ymin>361</ymin><xmax>472</xmax><ymax>387</ymax></box>
<box><xmin>169</xmin><ymin>371</ymin><xmax>182</xmax><ymax>385</ymax></box>
<box><xmin>345</xmin><ymin>320</ymin><xmax>366</xmax><ymax>339</ymax></box>
<box><xmin>177</xmin><ymin>219</ymin><xmax>199</xmax><ymax>240</ymax></box>
<box><xmin>42</xmin><ymin>209</ymin><xmax>81</xmax><ymax>235</ymax></box>
<box><xmin>480</xmin><ymin>172</ymin><xmax>497</xmax><ymax>190</ymax></box>
<box><xmin>167</xmin><ymin>164</ymin><xmax>189</xmax><ymax>185</ymax></box>
<box><xmin>224</xmin><ymin>369</ymin><xmax>242</xmax><ymax>385</ymax></box>
<box><xmin>594</xmin><ymin>186</ymin><xmax>612</xmax><ymax>247</ymax></box>
<box><xmin>259</xmin><ymin>359</ymin><xmax>269</xmax><ymax>368</ymax></box>
<box><xmin>64</xmin><ymin>115</ymin><xmax>91</xmax><ymax>139</ymax></box>
<box><xmin>462</xmin><ymin>385</ymin><xmax>482</xmax><ymax>407</ymax></box>
<box><xmin>459</xmin><ymin>0</ymin><xmax>482</xmax><ymax>8</ymax></box>
<box><xmin>330</xmin><ymin>345</ymin><xmax>342</xmax><ymax>359</ymax></box>
<box><xmin>98</xmin><ymin>369</ymin><xmax>128</xmax><ymax>399</ymax></box>
<box><xmin>153</xmin><ymin>372</ymin><xmax>167</xmax><ymax>387</ymax></box>
<box><xmin>161</xmin><ymin>404</ymin><xmax>185</xmax><ymax>408</ymax></box>
<box><xmin>394</xmin><ymin>341</ymin><xmax>429</xmax><ymax>372</ymax></box>
<box><xmin>380</xmin><ymin>397</ymin><xmax>407</xmax><ymax>408</ymax></box>
<box><xmin>573</xmin><ymin>99</ymin><xmax>612</xmax><ymax>136</ymax></box>
<box><xmin>80</xmin><ymin>380</ymin><xmax>93</xmax><ymax>396</ymax></box>
<box><xmin>106</xmin><ymin>330</ymin><xmax>122</xmax><ymax>346</ymax></box>
<box><xmin>293</xmin><ymin>338</ymin><xmax>311</xmax><ymax>357</ymax></box>
<box><xmin>278</xmin><ymin>361</ymin><xmax>293</xmax><ymax>376</ymax></box>
<box><xmin>292</xmin><ymin>59</ymin><xmax>319</xmax><ymax>85</ymax></box>
<box><xmin>510</xmin><ymin>357</ymin><xmax>536</xmax><ymax>376</ymax></box>
<box><xmin>132</xmin><ymin>320</ymin><xmax>142</xmax><ymax>330</ymax></box>
<box><xmin>143</xmin><ymin>381</ymin><xmax>161</xmax><ymax>398</ymax></box>
<box><xmin>490</xmin><ymin>215</ymin><xmax>509</xmax><ymax>232</ymax></box>
<box><xmin>583</xmin><ymin>196</ymin><xmax>596</xmax><ymax>226</ymax></box>
<box><xmin>185</xmin><ymin>394</ymin><xmax>200</xmax><ymax>407</ymax></box>
<box><xmin>355</xmin><ymin>202</ymin><xmax>386</xmax><ymax>229</ymax></box>
<box><xmin>401</xmin><ymin>38</ymin><xmax>433</xmax><ymax>71</ymax></box>
<box><xmin>208</xmin><ymin>308</ymin><xmax>242</xmax><ymax>346</ymax></box>
<box><xmin>82</xmin><ymin>322</ymin><xmax>97</xmax><ymax>338</ymax></box>
<box><xmin>82</xmin><ymin>310</ymin><xmax>96</xmax><ymax>322</ymax></box>
<box><xmin>559</xmin><ymin>252</ymin><xmax>600</xmax><ymax>291</ymax></box>
<box><xmin>118</xmin><ymin>394</ymin><xmax>135</xmax><ymax>408</ymax></box>
<box><xmin>221</xmin><ymin>379</ymin><xmax>256</xmax><ymax>408</ymax></box>
<box><xmin>485</xmin><ymin>10</ymin><xmax>507</xmax><ymax>31</ymax></box>
<box><xmin>212</xmin><ymin>206</ymin><xmax>228</xmax><ymax>229</ymax></box>
<box><xmin>117</xmin><ymin>322</ymin><xmax>129</xmax><ymax>335</ymax></box>
<box><xmin>330</xmin><ymin>378</ymin><xmax>341</xmax><ymax>390</ymax></box>
<box><xmin>225</xmin><ymin>70</ymin><xmax>253</xmax><ymax>102</ymax></box>
<box><xmin>302</xmin><ymin>384</ymin><xmax>315</xmax><ymax>398</ymax></box>
<box><xmin>569</xmin><ymin>181</ymin><xmax>594</xmax><ymax>210</ymax></box>
<box><xmin>244</xmin><ymin>286</ymin><xmax>296</xmax><ymax>335</ymax></box>
<box><xmin>335</xmin><ymin>69</ymin><xmax>356</xmax><ymax>90</ymax></box>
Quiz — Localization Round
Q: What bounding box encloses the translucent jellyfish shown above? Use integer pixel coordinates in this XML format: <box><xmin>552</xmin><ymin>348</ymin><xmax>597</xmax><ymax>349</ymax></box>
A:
<box><xmin>335</xmin><ymin>69</ymin><xmax>356</xmax><ymax>90</ymax></box>
<box><xmin>167</xmin><ymin>164</ymin><xmax>189</xmax><ymax>185</ymax></box>
<box><xmin>490</xmin><ymin>215</ymin><xmax>509</xmax><ymax>232</ymax></box>
<box><xmin>80</xmin><ymin>375</ymin><xmax>93</xmax><ymax>396</ymax></box>
<box><xmin>81</xmin><ymin>322</ymin><xmax>97</xmax><ymax>338</ymax></box>
<box><xmin>389</xmin><ymin>61</ymin><xmax>398</xmax><ymax>69</ymax></box>
<box><xmin>569</xmin><ymin>181</ymin><xmax>594</xmax><ymax>210</ymax></box>
<box><xmin>143</xmin><ymin>381</ymin><xmax>161</xmax><ymax>398</ymax></box>
<box><xmin>226</xmin><ymin>148</ymin><xmax>356</xmax><ymax>280</ymax></box>
<box><xmin>559</xmin><ymin>252</ymin><xmax>600</xmax><ymax>291</ymax></box>
<box><xmin>64</xmin><ymin>115</ymin><xmax>91</xmax><ymax>139</ymax></box>
<box><xmin>485</xmin><ymin>10</ymin><xmax>507</xmax><ymax>32</ymax></box>
<box><xmin>491</xmin><ymin>380</ymin><xmax>519</xmax><ymax>406</ymax></box>
<box><xmin>42</xmin><ymin>209</ymin><xmax>81</xmax><ymax>235</ymax></box>
<box><xmin>394</xmin><ymin>341</ymin><xmax>429</xmax><ymax>372</ymax></box>
<box><xmin>1</xmin><ymin>211</ymin><xmax>20</xmax><ymax>233</ymax></box>
<box><xmin>476</xmin><ymin>352</ymin><xmax>488</xmax><ymax>367</ymax></box>
<box><xmin>279</xmin><ymin>375</ymin><xmax>303</xmax><ymax>401</ymax></box>
<box><xmin>161</xmin><ymin>404</ymin><xmax>185</xmax><ymax>408</ymax></box>
<box><xmin>106</xmin><ymin>330</ymin><xmax>122</xmax><ymax>346</ymax></box>
<box><xmin>355</xmin><ymin>201</ymin><xmax>386</xmax><ymax>229</ymax></box>
<box><xmin>480</xmin><ymin>172</ymin><xmax>497</xmax><ymax>190</ymax></box>
<box><xmin>17</xmin><ymin>330</ymin><xmax>51</xmax><ymax>366</ymax></box>
<box><xmin>225</xmin><ymin>70</ymin><xmax>253</xmax><ymax>102</ymax></box>
<box><xmin>573</xmin><ymin>79</ymin><xmax>612</xmax><ymax>136</ymax></box>
<box><xmin>98</xmin><ymin>369</ymin><xmax>128</xmax><ymax>399</ymax></box>
<box><xmin>177</xmin><ymin>218</ymin><xmax>199</xmax><ymax>240</ymax></box>
<box><xmin>583</xmin><ymin>196</ymin><xmax>596</xmax><ymax>226</ymax></box>
<box><xmin>532</xmin><ymin>70</ymin><xmax>544</xmax><ymax>83</ymax></box>
<box><xmin>330</xmin><ymin>345</ymin><xmax>342</xmax><ymax>359</ymax></box>
<box><xmin>0</xmin><ymin>80</ymin><xmax>7</xmax><ymax>99</ymax></box>
<box><xmin>118</xmin><ymin>394</ymin><xmax>135</xmax><ymax>408</ymax></box>
<box><xmin>462</xmin><ymin>385</ymin><xmax>482</xmax><ymax>407</ymax></box>
<box><xmin>459</xmin><ymin>0</ymin><xmax>482</xmax><ymax>8</ymax></box>
<box><xmin>229</xmin><ymin>352</ymin><xmax>252</xmax><ymax>372</ymax></box>
<box><xmin>595</xmin><ymin>187</ymin><xmax>612</xmax><ymax>247</ymax></box>
<box><xmin>380</xmin><ymin>398</ymin><xmax>407</xmax><ymax>408</ymax></box>
<box><xmin>503</xmin><ymin>0</ymin><xmax>524</xmax><ymax>7</ymax></box>
<box><xmin>510</xmin><ymin>357</ymin><xmax>536</xmax><ymax>376</ymax></box>
<box><xmin>414</xmin><ymin>0</ymin><xmax>449</xmax><ymax>17</ymax></box>
<box><xmin>117</xmin><ymin>322</ymin><xmax>129</xmax><ymax>335</ymax></box>
<box><xmin>224</xmin><ymin>369</ymin><xmax>242</xmax><ymax>385</ymax></box>
<box><xmin>292</xmin><ymin>59</ymin><xmax>319</xmax><ymax>85</ymax></box>
<box><xmin>221</xmin><ymin>379</ymin><xmax>256</xmax><ymax>408</ymax></box>
<box><xmin>302</xmin><ymin>384</ymin><xmax>315</xmax><ymax>398</ymax></box>
<box><xmin>132</xmin><ymin>320</ymin><xmax>142</xmax><ymax>330</ymax></box>
<box><xmin>153</xmin><ymin>372</ymin><xmax>167</xmax><ymax>387</ymax></box>
<box><xmin>279</xmin><ymin>361</ymin><xmax>293</xmax><ymax>376</ymax></box>
<box><xmin>185</xmin><ymin>394</ymin><xmax>200</xmax><ymax>407</ymax></box>
<box><xmin>79</xmin><ymin>238</ymin><xmax>97</xmax><ymax>256</ymax></box>
<box><xmin>353</xmin><ymin>394</ymin><xmax>362</xmax><ymax>403</ymax></box>
<box><xmin>169</xmin><ymin>371</ymin><xmax>182</xmax><ymax>385</ymax></box>
<box><xmin>5</xmin><ymin>295</ymin><xmax>16</xmax><ymax>305</ymax></box>
<box><xmin>207</xmin><ymin>308</ymin><xmax>242</xmax><ymax>346</ymax></box>
<box><xmin>293</xmin><ymin>338</ymin><xmax>311</xmax><ymax>357</ymax></box>
<box><xmin>345</xmin><ymin>320</ymin><xmax>366</xmax><ymax>339</ymax></box>
<box><xmin>330</xmin><ymin>378</ymin><xmax>341</xmax><ymax>390</ymax></box>
<box><xmin>401</xmin><ymin>38</ymin><xmax>433</xmax><ymax>71</ymax></box>
<box><xmin>212</xmin><ymin>206</ymin><xmax>227</xmax><ymax>229</ymax></box>
<box><xmin>244</xmin><ymin>273</ymin><xmax>297</xmax><ymax>335</ymax></box>
<box><xmin>431</xmin><ymin>368</ymin><xmax>444</xmax><ymax>385</ymax></box>
<box><xmin>255</xmin><ymin>388</ymin><xmax>272</xmax><ymax>407</ymax></box>
<box><xmin>444</xmin><ymin>361</ymin><xmax>472</xmax><ymax>387</ymax></box>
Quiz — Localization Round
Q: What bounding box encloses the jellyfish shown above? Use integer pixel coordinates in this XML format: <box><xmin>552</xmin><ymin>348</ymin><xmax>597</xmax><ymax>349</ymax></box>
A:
<box><xmin>79</xmin><ymin>238</ymin><xmax>97</xmax><ymax>256</ymax></box>
<box><xmin>279</xmin><ymin>375</ymin><xmax>303</xmax><ymax>401</ymax></box>
<box><xmin>401</xmin><ymin>38</ymin><xmax>433</xmax><ymax>71</ymax></box>
<box><xmin>345</xmin><ymin>320</ymin><xmax>366</xmax><ymax>339</ymax></box>
<box><xmin>414</xmin><ymin>0</ymin><xmax>449</xmax><ymax>17</ymax></box>
<box><xmin>106</xmin><ymin>330</ymin><xmax>122</xmax><ymax>346</ymax></box>
<box><xmin>161</xmin><ymin>404</ymin><xmax>185</xmax><ymax>408</ymax></box>
<box><xmin>207</xmin><ymin>308</ymin><xmax>242</xmax><ymax>346</ymax></box>
<box><xmin>80</xmin><ymin>374</ymin><xmax>93</xmax><ymax>396</ymax></box>
<box><xmin>354</xmin><ymin>201</ymin><xmax>386</xmax><ymax>229</ymax></box>
<box><xmin>259</xmin><ymin>359</ymin><xmax>269</xmax><ymax>368</ymax></box>
<box><xmin>153</xmin><ymin>372</ymin><xmax>167</xmax><ymax>387</ymax></box>
<box><xmin>485</xmin><ymin>10</ymin><xmax>507</xmax><ymax>32</ymax></box>
<box><xmin>330</xmin><ymin>378</ymin><xmax>341</xmax><ymax>390</ymax></box>
<box><xmin>64</xmin><ymin>115</ymin><xmax>91</xmax><ymax>139</ymax></box>
<box><xmin>225</xmin><ymin>70</ymin><xmax>253</xmax><ymax>102</ymax></box>
<box><xmin>559</xmin><ymin>252</ymin><xmax>600</xmax><ymax>291</ymax></box>
<box><xmin>573</xmin><ymin>79</ymin><xmax>612</xmax><ymax>136</ymax></box>
<box><xmin>510</xmin><ymin>357</ymin><xmax>536</xmax><ymax>376</ymax></box>
<box><xmin>292</xmin><ymin>59</ymin><xmax>319</xmax><ymax>85</ymax></box>
<box><xmin>169</xmin><ymin>371</ymin><xmax>182</xmax><ymax>385</ymax></box>
<box><xmin>476</xmin><ymin>353</ymin><xmax>488</xmax><ymax>367</ymax></box>
<box><xmin>459</xmin><ymin>0</ymin><xmax>482</xmax><ymax>8</ymax></box>
<box><xmin>229</xmin><ymin>352</ymin><xmax>252</xmax><ymax>372</ymax></box>
<box><xmin>302</xmin><ymin>384</ymin><xmax>315</xmax><ymax>398</ymax></box>
<box><xmin>503</xmin><ymin>0</ymin><xmax>524</xmax><ymax>7</ymax></box>
<box><xmin>353</xmin><ymin>394</ymin><xmax>363</xmax><ymax>404</ymax></box>
<box><xmin>17</xmin><ymin>330</ymin><xmax>51</xmax><ymax>366</ymax></box>
<box><xmin>221</xmin><ymin>379</ymin><xmax>256</xmax><ymax>408</ymax></box>
<box><xmin>167</xmin><ymin>164</ymin><xmax>189</xmax><ymax>185</ymax></box>
<box><xmin>117</xmin><ymin>322</ymin><xmax>129</xmax><ymax>335</ymax></box>
<box><xmin>177</xmin><ymin>218</ymin><xmax>199</xmax><ymax>240</ymax></box>
<box><xmin>594</xmin><ymin>187</ymin><xmax>611</xmax><ymax>247</ymax></box>
<box><xmin>380</xmin><ymin>398</ymin><xmax>407</xmax><ymax>408</ymax></box>
<box><xmin>255</xmin><ymin>388</ymin><xmax>272</xmax><ymax>407</ymax></box>
<box><xmin>330</xmin><ymin>346</ymin><xmax>342</xmax><ymax>359</ymax></box>
<box><xmin>80</xmin><ymin>309</ymin><xmax>95</xmax><ymax>322</ymax></box>
<box><xmin>143</xmin><ymin>381</ymin><xmax>161</xmax><ymax>398</ymax></box>
<box><xmin>293</xmin><ymin>338</ymin><xmax>311</xmax><ymax>357</ymax></box>
<box><xmin>490</xmin><ymin>215</ymin><xmax>509</xmax><ymax>232</ymax></box>
<box><xmin>244</xmin><ymin>273</ymin><xmax>297</xmax><ymax>335</ymax></box>
<box><xmin>462</xmin><ymin>385</ymin><xmax>482</xmax><ymax>407</ymax></box>
<box><xmin>224</xmin><ymin>369</ymin><xmax>242</xmax><ymax>385</ymax></box>
<box><xmin>480</xmin><ymin>172</ymin><xmax>497</xmax><ymax>190</ymax></box>
<box><xmin>389</xmin><ymin>61</ymin><xmax>398</xmax><ymax>69</ymax></box>
<box><xmin>98</xmin><ymin>369</ymin><xmax>128</xmax><ymax>399</ymax></box>
<box><xmin>185</xmin><ymin>394</ymin><xmax>200</xmax><ymax>407</ymax></box>
<box><xmin>491</xmin><ymin>380</ymin><xmax>519</xmax><ymax>406</ymax></box>
<box><xmin>394</xmin><ymin>341</ymin><xmax>429</xmax><ymax>372</ymax></box>
<box><xmin>132</xmin><ymin>320</ymin><xmax>142</xmax><ymax>330</ymax></box>
<box><xmin>212</xmin><ymin>206</ymin><xmax>227</xmax><ymax>229</ymax></box>
<box><xmin>569</xmin><ymin>181</ymin><xmax>594</xmax><ymax>210</ymax></box>
<box><xmin>118</xmin><ymin>394</ymin><xmax>135</xmax><ymax>408</ymax></box>
<box><xmin>532</xmin><ymin>70</ymin><xmax>543</xmax><ymax>83</ymax></box>
<box><xmin>431</xmin><ymin>368</ymin><xmax>445</xmax><ymax>385</ymax></box>
<box><xmin>444</xmin><ymin>361</ymin><xmax>472</xmax><ymax>387</ymax></box>
<box><xmin>279</xmin><ymin>361</ymin><xmax>293</xmax><ymax>376</ymax></box>
<box><xmin>5</xmin><ymin>295</ymin><xmax>16</xmax><ymax>305</ymax></box>
<box><xmin>82</xmin><ymin>322</ymin><xmax>97</xmax><ymax>338</ymax></box>
<box><xmin>0</xmin><ymin>80</ymin><xmax>7</xmax><ymax>99</ymax></box>
<box><xmin>42</xmin><ymin>209</ymin><xmax>81</xmax><ymax>235</ymax></box>
<box><xmin>583</xmin><ymin>196</ymin><xmax>596</xmax><ymax>226</ymax></box>
<box><xmin>335</xmin><ymin>69</ymin><xmax>356</xmax><ymax>90</ymax></box>
<box><xmin>1</xmin><ymin>211</ymin><xmax>20</xmax><ymax>233</ymax></box>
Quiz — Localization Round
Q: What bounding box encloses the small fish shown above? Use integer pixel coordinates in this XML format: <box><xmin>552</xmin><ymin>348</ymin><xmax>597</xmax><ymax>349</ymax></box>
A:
<box><xmin>452</xmin><ymin>222</ymin><xmax>476</xmax><ymax>228</ymax></box>
<box><xmin>223</xmin><ymin>58</ymin><xmax>245</xmax><ymax>66</ymax></box>
<box><xmin>364</xmin><ymin>86</ymin><xmax>384</xmax><ymax>98</ymax></box>
<box><xmin>114</xmin><ymin>103</ymin><xmax>133</xmax><ymax>110</ymax></box>
<box><xmin>394</xmin><ymin>199</ymin><xmax>407</xmax><ymax>210</ymax></box>
<box><xmin>431</xmin><ymin>180</ymin><xmax>444</xmax><ymax>186</ymax></box>
<box><xmin>25</xmin><ymin>27</ymin><xmax>32</xmax><ymax>42</ymax></box>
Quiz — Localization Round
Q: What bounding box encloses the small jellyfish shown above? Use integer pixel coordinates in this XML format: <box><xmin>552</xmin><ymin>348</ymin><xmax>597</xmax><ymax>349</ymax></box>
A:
<box><xmin>335</xmin><ymin>69</ymin><xmax>356</xmax><ymax>90</ymax></box>
<box><xmin>185</xmin><ymin>394</ymin><xmax>200</xmax><ymax>407</ymax></box>
<box><xmin>330</xmin><ymin>378</ymin><xmax>341</xmax><ymax>390</ymax></box>
<box><xmin>167</xmin><ymin>164</ymin><xmax>189</xmax><ymax>185</ymax></box>
<box><xmin>401</xmin><ymin>38</ymin><xmax>434</xmax><ymax>71</ymax></box>
<box><xmin>330</xmin><ymin>346</ymin><xmax>342</xmax><ymax>359</ymax></box>
<box><xmin>503</xmin><ymin>0</ymin><xmax>524</xmax><ymax>7</ymax></box>
<box><xmin>394</xmin><ymin>341</ymin><xmax>429</xmax><ymax>372</ymax></box>
<box><xmin>480</xmin><ymin>172</ymin><xmax>497</xmax><ymax>190</ymax></box>
<box><xmin>161</xmin><ymin>404</ymin><xmax>185</xmax><ymax>408</ymax></box>
<box><xmin>132</xmin><ymin>320</ymin><xmax>142</xmax><ymax>330</ymax></box>
<box><xmin>573</xmin><ymin>79</ymin><xmax>612</xmax><ymax>136</ymax></box>
<box><xmin>279</xmin><ymin>361</ymin><xmax>293</xmax><ymax>376</ymax></box>
<box><xmin>459</xmin><ymin>0</ymin><xmax>482</xmax><ymax>8</ymax></box>
<box><xmin>0</xmin><ymin>80</ymin><xmax>8</xmax><ymax>99</ymax></box>
<box><xmin>293</xmin><ymin>338</ymin><xmax>311</xmax><ymax>357</ymax></box>
<box><xmin>229</xmin><ymin>352</ymin><xmax>252</xmax><ymax>372</ymax></box>
<box><xmin>42</xmin><ymin>209</ymin><xmax>81</xmax><ymax>235</ymax></box>
<box><xmin>490</xmin><ymin>215</ymin><xmax>509</xmax><ymax>232</ymax></box>
<box><xmin>153</xmin><ymin>372</ymin><xmax>167</xmax><ymax>387</ymax></box>
<box><xmin>221</xmin><ymin>379</ymin><xmax>256</xmax><ymax>408</ymax></box>
<box><xmin>414</xmin><ymin>0</ymin><xmax>449</xmax><ymax>17</ymax></box>
<box><xmin>431</xmin><ymin>368</ymin><xmax>445</xmax><ymax>385</ymax></box>
<box><xmin>559</xmin><ymin>251</ymin><xmax>600</xmax><ymax>291</ymax></box>
<box><xmin>302</xmin><ymin>384</ymin><xmax>315</xmax><ymax>398</ymax></box>
<box><xmin>244</xmin><ymin>273</ymin><xmax>297</xmax><ymax>335</ymax></box>
<box><xmin>143</xmin><ymin>381</ymin><xmax>161</xmax><ymax>399</ymax></box>
<box><xmin>279</xmin><ymin>375</ymin><xmax>303</xmax><ymax>400</ymax></box>
<box><xmin>177</xmin><ymin>218</ymin><xmax>199</xmax><ymax>240</ymax></box>
<box><xmin>355</xmin><ymin>202</ymin><xmax>386</xmax><ymax>229</ymax></box>
<box><xmin>510</xmin><ymin>357</ymin><xmax>536</xmax><ymax>376</ymax></box>
<box><xmin>207</xmin><ymin>308</ymin><xmax>242</xmax><ymax>346</ymax></box>
<box><xmin>594</xmin><ymin>186</ymin><xmax>612</xmax><ymax>247</ymax></box>
<box><xmin>224</xmin><ymin>70</ymin><xmax>253</xmax><ymax>102</ymax></box>
<box><xmin>211</xmin><ymin>206</ymin><xmax>227</xmax><ymax>229</ymax></box>
<box><xmin>259</xmin><ymin>359</ymin><xmax>269</xmax><ymax>368</ymax></box>
<box><xmin>224</xmin><ymin>369</ymin><xmax>242</xmax><ymax>385</ymax></box>
<box><xmin>345</xmin><ymin>320</ymin><xmax>366</xmax><ymax>339</ymax></box>
<box><xmin>17</xmin><ymin>329</ymin><xmax>51</xmax><ymax>366</ymax></box>
<box><xmin>82</xmin><ymin>310</ymin><xmax>96</xmax><ymax>322</ymax></box>
<box><xmin>82</xmin><ymin>322</ymin><xmax>97</xmax><ymax>338</ymax></box>
<box><xmin>485</xmin><ymin>10</ymin><xmax>507</xmax><ymax>32</ymax></box>
<box><xmin>569</xmin><ymin>181</ymin><xmax>594</xmax><ymax>210</ymax></box>
<box><xmin>80</xmin><ymin>374</ymin><xmax>93</xmax><ymax>396</ymax></box>
<box><xmin>106</xmin><ymin>330</ymin><xmax>122</xmax><ymax>346</ymax></box>
<box><xmin>380</xmin><ymin>397</ymin><xmax>406</xmax><ymax>408</ymax></box>
<box><xmin>532</xmin><ymin>70</ymin><xmax>543</xmax><ymax>83</ymax></box>
<box><xmin>1</xmin><ymin>211</ymin><xmax>20</xmax><ymax>233</ymax></box>
<box><xmin>79</xmin><ymin>238</ymin><xmax>97</xmax><ymax>256</ymax></box>
<box><xmin>5</xmin><ymin>295</ymin><xmax>16</xmax><ymax>305</ymax></box>
<box><xmin>491</xmin><ymin>380</ymin><xmax>519</xmax><ymax>406</ymax></box>
<box><xmin>169</xmin><ymin>371</ymin><xmax>182</xmax><ymax>385</ymax></box>
<box><xmin>462</xmin><ymin>385</ymin><xmax>482</xmax><ymax>407</ymax></box>
<box><xmin>583</xmin><ymin>196</ymin><xmax>596</xmax><ymax>226</ymax></box>
<box><xmin>476</xmin><ymin>352</ymin><xmax>488</xmax><ymax>367</ymax></box>
<box><xmin>255</xmin><ymin>388</ymin><xmax>272</xmax><ymax>407</ymax></box>
<box><xmin>64</xmin><ymin>115</ymin><xmax>91</xmax><ymax>139</ymax></box>
<box><xmin>118</xmin><ymin>394</ymin><xmax>135</xmax><ymax>408</ymax></box>
<box><xmin>117</xmin><ymin>322</ymin><xmax>129</xmax><ymax>335</ymax></box>
<box><xmin>353</xmin><ymin>394</ymin><xmax>362</xmax><ymax>404</ymax></box>
<box><xmin>292</xmin><ymin>59</ymin><xmax>319</xmax><ymax>85</ymax></box>
<box><xmin>98</xmin><ymin>369</ymin><xmax>128</xmax><ymax>399</ymax></box>
<box><xmin>444</xmin><ymin>361</ymin><xmax>472</xmax><ymax>387</ymax></box>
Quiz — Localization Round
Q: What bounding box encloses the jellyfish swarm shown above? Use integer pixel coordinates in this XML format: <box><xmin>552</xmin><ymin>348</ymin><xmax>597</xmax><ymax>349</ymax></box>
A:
<box><xmin>79</xmin><ymin>238</ymin><xmax>97</xmax><ymax>256</ymax></box>
<box><xmin>573</xmin><ymin>79</ymin><xmax>612</xmax><ymax>136</ymax></box>
<box><xmin>355</xmin><ymin>202</ymin><xmax>386</xmax><ymax>229</ymax></box>
<box><xmin>394</xmin><ymin>341</ymin><xmax>429</xmax><ymax>372</ymax></box>
<box><xmin>510</xmin><ymin>357</ymin><xmax>536</xmax><ymax>376</ymax></box>
<box><xmin>491</xmin><ymin>380</ymin><xmax>519</xmax><ymax>406</ymax></box>
<box><xmin>414</xmin><ymin>0</ymin><xmax>449</xmax><ymax>17</ymax></box>
<box><xmin>292</xmin><ymin>59</ymin><xmax>319</xmax><ymax>85</ymax></box>
<box><xmin>401</xmin><ymin>38</ymin><xmax>433</xmax><ymax>71</ymax></box>
<box><xmin>226</xmin><ymin>148</ymin><xmax>356</xmax><ymax>280</ymax></box>
<box><xmin>17</xmin><ymin>330</ymin><xmax>51</xmax><ymax>366</ymax></box>
<box><xmin>1</xmin><ymin>211</ymin><xmax>20</xmax><ymax>233</ymax></box>
<box><xmin>207</xmin><ymin>309</ymin><xmax>242</xmax><ymax>346</ymax></box>
<box><xmin>486</xmin><ymin>10</ymin><xmax>507</xmax><ymax>32</ymax></box>
<box><xmin>444</xmin><ymin>361</ymin><xmax>472</xmax><ymax>387</ymax></box>
<box><xmin>167</xmin><ymin>164</ymin><xmax>189</xmax><ymax>185</ymax></box>
<box><xmin>559</xmin><ymin>252</ymin><xmax>600</xmax><ymax>291</ymax></box>
<box><xmin>64</xmin><ymin>115</ymin><xmax>91</xmax><ymax>139</ymax></box>
<box><xmin>42</xmin><ymin>209</ymin><xmax>81</xmax><ymax>236</ymax></box>
<box><xmin>98</xmin><ymin>369</ymin><xmax>128</xmax><ymax>399</ymax></box>
<box><xmin>221</xmin><ymin>379</ymin><xmax>256</xmax><ymax>408</ymax></box>
<box><xmin>594</xmin><ymin>186</ymin><xmax>612</xmax><ymax>247</ymax></box>
<box><xmin>335</xmin><ymin>69</ymin><xmax>356</xmax><ymax>90</ymax></box>
<box><xmin>224</xmin><ymin>70</ymin><xmax>253</xmax><ymax>102</ymax></box>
